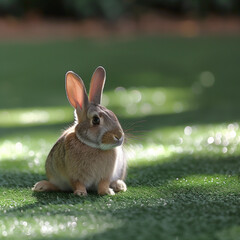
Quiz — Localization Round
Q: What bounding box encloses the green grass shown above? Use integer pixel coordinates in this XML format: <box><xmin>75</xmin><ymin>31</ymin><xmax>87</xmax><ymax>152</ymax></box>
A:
<box><xmin>1</xmin><ymin>35</ymin><xmax>240</xmax><ymax>240</ymax></box>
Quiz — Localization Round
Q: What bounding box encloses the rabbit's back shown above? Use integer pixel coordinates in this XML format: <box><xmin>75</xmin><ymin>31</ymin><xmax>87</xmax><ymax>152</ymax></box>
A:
<box><xmin>45</xmin><ymin>127</ymin><xmax>74</xmax><ymax>191</ymax></box>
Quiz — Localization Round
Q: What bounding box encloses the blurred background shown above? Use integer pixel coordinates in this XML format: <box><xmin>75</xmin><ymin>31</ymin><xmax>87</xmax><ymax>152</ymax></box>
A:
<box><xmin>0</xmin><ymin>0</ymin><xmax>240</xmax><ymax>158</ymax></box>
<box><xmin>1</xmin><ymin>0</ymin><xmax>240</xmax><ymax>39</ymax></box>
<box><xmin>1</xmin><ymin>1</ymin><xmax>240</xmax><ymax>239</ymax></box>
<box><xmin>0</xmin><ymin>0</ymin><xmax>240</xmax><ymax>162</ymax></box>
<box><xmin>0</xmin><ymin>0</ymin><xmax>239</xmax><ymax>118</ymax></box>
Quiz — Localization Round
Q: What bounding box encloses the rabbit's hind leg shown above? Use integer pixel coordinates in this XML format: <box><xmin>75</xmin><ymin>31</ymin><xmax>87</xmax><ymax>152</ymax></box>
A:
<box><xmin>71</xmin><ymin>180</ymin><xmax>87</xmax><ymax>197</ymax></box>
<box><xmin>32</xmin><ymin>180</ymin><xmax>59</xmax><ymax>192</ymax></box>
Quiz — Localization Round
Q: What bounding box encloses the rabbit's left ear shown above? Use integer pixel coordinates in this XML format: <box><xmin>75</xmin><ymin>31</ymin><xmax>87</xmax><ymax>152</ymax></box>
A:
<box><xmin>65</xmin><ymin>71</ymin><xmax>89</xmax><ymax>110</ymax></box>
<box><xmin>89</xmin><ymin>66</ymin><xmax>106</xmax><ymax>104</ymax></box>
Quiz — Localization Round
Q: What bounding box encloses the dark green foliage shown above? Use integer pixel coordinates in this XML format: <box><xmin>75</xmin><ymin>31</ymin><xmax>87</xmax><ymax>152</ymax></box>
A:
<box><xmin>0</xmin><ymin>0</ymin><xmax>239</xmax><ymax>19</ymax></box>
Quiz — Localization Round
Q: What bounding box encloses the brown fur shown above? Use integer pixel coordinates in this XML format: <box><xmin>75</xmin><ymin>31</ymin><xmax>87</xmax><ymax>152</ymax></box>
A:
<box><xmin>32</xmin><ymin>180</ymin><xmax>59</xmax><ymax>192</ymax></box>
<box><xmin>64</xmin><ymin>132</ymin><xmax>116</xmax><ymax>186</ymax></box>
<box><xmin>33</xmin><ymin>125</ymin><xmax>123</xmax><ymax>195</ymax></box>
<box><xmin>102</xmin><ymin>129</ymin><xmax>123</xmax><ymax>145</ymax></box>
<box><xmin>32</xmin><ymin>67</ymin><xmax>127</xmax><ymax>196</ymax></box>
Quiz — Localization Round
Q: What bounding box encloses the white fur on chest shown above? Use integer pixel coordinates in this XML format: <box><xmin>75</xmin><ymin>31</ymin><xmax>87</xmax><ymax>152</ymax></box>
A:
<box><xmin>85</xmin><ymin>146</ymin><xmax>124</xmax><ymax>190</ymax></box>
<box><xmin>111</xmin><ymin>146</ymin><xmax>124</xmax><ymax>182</ymax></box>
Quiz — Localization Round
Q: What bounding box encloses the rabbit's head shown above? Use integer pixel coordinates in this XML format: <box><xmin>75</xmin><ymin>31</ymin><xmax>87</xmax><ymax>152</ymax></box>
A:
<box><xmin>66</xmin><ymin>67</ymin><xmax>124</xmax><ymax>150</ymax></box>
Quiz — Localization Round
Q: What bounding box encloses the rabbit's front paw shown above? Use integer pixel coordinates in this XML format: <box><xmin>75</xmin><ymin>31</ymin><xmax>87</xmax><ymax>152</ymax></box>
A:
<box><xmin>107</xmin><ymin>188</ymin><xmax>115</xmax><ymax>196</ymax></box>
<box><xmin>98</xmin><ymin>187</ymin><xmax>115</xmax><ymax>196</ymax></box>
<box><xmin>74</xmin><ymin>189</ymin><xmax>87</xmax><ymax>197</ymax></box>
<box><xmin>98</xmin><ymin>179</ymin><xmax>115</xmax><ymax>196</ymax></box>
<box><xmin>111</xmin><ymin>180</ymin><xmax>127</xmax><ymax>192</ymax></box>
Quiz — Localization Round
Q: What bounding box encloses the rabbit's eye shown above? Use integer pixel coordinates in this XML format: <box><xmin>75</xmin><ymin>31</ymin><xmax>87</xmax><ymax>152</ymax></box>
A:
<box><xmin>92</xmin><ymin>116</ymin><xmax>100</xmax><ymax>125</ymax></box>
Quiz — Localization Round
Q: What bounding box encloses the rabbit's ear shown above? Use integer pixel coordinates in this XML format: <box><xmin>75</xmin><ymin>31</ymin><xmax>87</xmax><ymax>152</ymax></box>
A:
<box><xmin>65</xmin><ymin>71</ymin><xmax>89</xmax><ymax>110</ymax></box>
<box><xmin>89</xmin><ymin>66</ymin><xmax>106</xmax><ymax>104</ymax></box>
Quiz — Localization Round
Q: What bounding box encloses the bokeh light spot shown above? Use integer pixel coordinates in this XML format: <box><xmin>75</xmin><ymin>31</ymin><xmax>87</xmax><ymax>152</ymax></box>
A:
<box><xmin>199</xmin><ymin>71</ymin><xmax>215</xmax><ymax>87</ymax></box>
<box><xmin>184</xmin><ymin>126</ymin><xmax>192</xmax><ymax>136</ymax></box>
<box><xmin>152</xmin><ymin>91</ymin><xmax>166</xmax><ymax>105</ymax></box>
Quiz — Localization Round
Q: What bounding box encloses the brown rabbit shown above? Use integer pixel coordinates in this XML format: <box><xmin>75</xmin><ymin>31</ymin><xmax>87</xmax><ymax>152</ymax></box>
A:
<box><xmin>32</xmin><ymin>66</ymin><xmax>127</xmax><ymax>196</ymax></box>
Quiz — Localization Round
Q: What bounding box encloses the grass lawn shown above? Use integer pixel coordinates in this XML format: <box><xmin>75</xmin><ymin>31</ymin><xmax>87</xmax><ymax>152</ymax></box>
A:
<box><xmin>0</xmin><ymin>35</ymin><xmax>240</xmax><ymax>240</ymax></box>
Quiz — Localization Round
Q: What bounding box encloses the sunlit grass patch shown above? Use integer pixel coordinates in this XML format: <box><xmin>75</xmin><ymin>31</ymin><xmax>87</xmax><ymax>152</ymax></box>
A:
<box><xmin>0</xmin><ymin>86</ymin><xmax>197</xmax><ymax>127</ymax></box>
<box><xmin>0</xmin><ymin>133</ymin><xmax>55</xmax><ymax>173</ymax></box>
<box><xmin>0</xmin><ymin>188</ymin><xmax>37</xmax><ymax>209</ymax></box>
<box><xmin>172</xmin><ymin>174</ymin><xmax>238</xmax><ymax>190</ymax></box>
<box><xmin>125</xmin><ymin>144</ymin><xmax>170</xmax><ymax>163</ymax></box>
<box><xmin>0</xmin><ymin>210</ymin><xmax>123</xmax><ymax>239</ymax></box>
<box><xmin>142</xmin><ymin>122</ymin><xmax>240</xmax><ymax>157</ymax></box>
<box><xmin>0</xmin><ymin>107</ymin><xmax>73</xmax><ymax>127</ymax></box>
<box><xmin>103</xmin><ymin>87</ymin><xmax>197</xmax><ymax>117</ymax></box>
<box><xmin>1</xmin><ymin>121</ymin><xmax>240</xmax><ymax>175</ymax></box>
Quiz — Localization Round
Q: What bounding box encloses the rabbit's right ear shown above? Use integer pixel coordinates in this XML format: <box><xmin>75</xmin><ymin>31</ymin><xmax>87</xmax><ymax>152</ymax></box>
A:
<box><xmin>65</xmin><ymin>71</ymin><xmax>89</xmax><ymax>110</ymax></box>
<box><xmin>89</xmin><ymin>66</ymin><xmax>106</xmax><ymax>104</ymax></box>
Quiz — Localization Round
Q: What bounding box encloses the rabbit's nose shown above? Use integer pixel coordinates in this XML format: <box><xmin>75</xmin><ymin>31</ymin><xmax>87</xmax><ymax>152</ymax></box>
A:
<box><xmin>113</xmin><ymin>130</ymin><xmax>123</xmax><ymax>140</ymax></box>
<box><xmin>113</xmin><ymin>132</ymin><xmax>124</xmax><ymax>144</ymax></box>
<box><xmin>101</xmin><ymin>129</ymin><xmax>124</xmax><ymax>146</ymax></box>
<box><xmin>114</xmin><ymin>135</ymin><xmax>120</xmax><ymax>140</ymax></box>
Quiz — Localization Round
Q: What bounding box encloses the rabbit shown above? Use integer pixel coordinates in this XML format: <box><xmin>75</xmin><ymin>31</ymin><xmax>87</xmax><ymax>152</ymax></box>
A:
<box><xmin>32</xmin><ymin>66</ymin><xmax>127</xmax><ymax>196</ymax></box>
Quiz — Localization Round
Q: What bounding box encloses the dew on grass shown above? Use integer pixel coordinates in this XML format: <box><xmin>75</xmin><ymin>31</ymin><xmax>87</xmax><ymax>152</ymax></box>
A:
<box><xmin>222</xmin><ymin>147</ymin><xmax>228</xmax><ymax>154</ymax></box>
<box><xmin>215</xmin><ymin>132</ymin><xmax>222</xmax><ymax>139</ymax></box>
<box><xmin>184</xmin><ymin>126</ymin><xmax>192</xmax><ymax>136</ymax></box>
<box><xmin>177</xmin><ymin>137</ymin><xmax>183</xmax><ymax>144</ymax></box>
<box><xmin>228</xmin><ymin>123</ymin><xmax>239</xmax><ymax>131</ymax></box>
<box><xmin>34</xmin><ymin>158</ymin><xmax>40</xmax><ymax>165</ymax></box>
<box><xmin>59</xmin><ymin>224</ymin><xmax>66</xmax><ymax>230</ymax></box>
<box><xmin>222</xmin><ymin>139</ymin><xmax>229</xmax><ymax>147</ymax></box>
<box><xmin>21</xmin><ymin>221</ymin><xmax>28</xmax><ymax>227</ymax></box>
<box><xmin>214</xmin><ymin>136</ymin><xmax>221</xmax><ymax>145</ymax></box>
<box><xmin>28</xmin><ymin>150</ymin><xmax>35</xmax><ymax>157</ymax></box>
<box><xmin>15</xmin><ymin>142</ymin><xmax>23</xmax><ymax>152</ymax></box>
<box><xmin>207</xmin><ymin>137</ymin><xmax>214</xmax><ymax>144</ymax></box>
<box><xmin>228</xmin><ymin>130</ymin><xmax>236</xmax><ymax>139</ymax></box>
<box><xmin>0</xmin><ymin>140</ymin><xmax>30</xmax><ymax>159</ymax></box>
